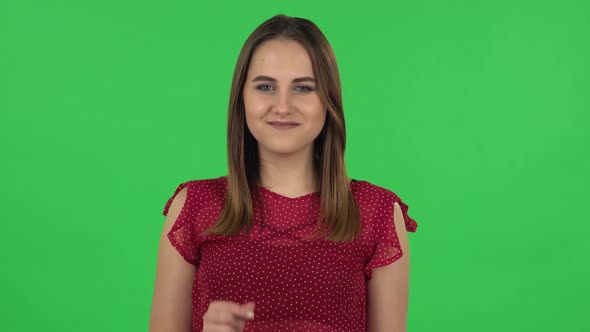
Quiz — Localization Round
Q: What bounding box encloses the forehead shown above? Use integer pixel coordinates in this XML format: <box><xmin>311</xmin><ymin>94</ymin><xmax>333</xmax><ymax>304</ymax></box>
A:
<box><xmin>248</xmin><ymin>39</ymin><xmax>314</xmax><ymax>78</ymax></box>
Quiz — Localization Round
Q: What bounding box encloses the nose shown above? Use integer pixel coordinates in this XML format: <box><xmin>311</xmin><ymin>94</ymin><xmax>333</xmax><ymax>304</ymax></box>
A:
<box><xmin>273</xmin><ymin>89</ymin><xmax>292</xmax><ymax>114</ymax></box>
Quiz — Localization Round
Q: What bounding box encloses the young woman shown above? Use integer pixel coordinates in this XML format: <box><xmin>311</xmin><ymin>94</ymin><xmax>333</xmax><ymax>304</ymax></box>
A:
<box><xmin>150</xmin><ymin>14</ymin><xmax>418</xmax><ymax>332</ymax></box>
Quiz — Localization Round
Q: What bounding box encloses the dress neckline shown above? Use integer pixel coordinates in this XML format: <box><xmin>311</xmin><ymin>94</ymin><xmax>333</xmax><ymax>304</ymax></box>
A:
<box><xmin>257</xmin><ymin>186</ymin><xmax>320</xmax><ymax>201</ymax></box>
<box><xmin>255</xmin><ymin>179</ymin><xmax>357</xmax><ymax>201</ymax></box>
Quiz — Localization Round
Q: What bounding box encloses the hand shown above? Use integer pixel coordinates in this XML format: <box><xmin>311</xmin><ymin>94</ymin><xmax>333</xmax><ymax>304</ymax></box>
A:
<box><xmin>202</xmin><ymin>300</ymin><xmax>255</xmax><ymax>332</ymax></box>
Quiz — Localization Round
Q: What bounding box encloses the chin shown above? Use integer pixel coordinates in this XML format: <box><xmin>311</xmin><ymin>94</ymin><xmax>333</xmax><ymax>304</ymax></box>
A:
<box><xmin>260</xmin><ymin>143</ymin><xmax>304</xmax><ymax>156</ymax></box>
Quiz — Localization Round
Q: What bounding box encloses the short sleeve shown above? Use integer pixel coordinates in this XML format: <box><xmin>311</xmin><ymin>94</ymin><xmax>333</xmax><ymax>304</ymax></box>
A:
<box><xmin>162</xmin><ymin>181</ymin><xmax>200</xmax><ymax>266</ymax></box>
<box><xmin>364</xmin><ymin>192</ymin><xmax>418</xmax><ymax>280</ymax></box>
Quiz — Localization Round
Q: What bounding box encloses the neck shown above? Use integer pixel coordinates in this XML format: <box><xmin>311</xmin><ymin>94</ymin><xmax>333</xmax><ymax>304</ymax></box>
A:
<box><xmin>258</xmin><ymin>145</ymin><xmax>318</xmax><ymax>194</ymax></box>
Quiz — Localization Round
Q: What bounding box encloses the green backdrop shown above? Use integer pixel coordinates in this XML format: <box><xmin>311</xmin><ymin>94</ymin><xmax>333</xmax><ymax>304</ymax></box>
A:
<box><xmin>1</xmin><ymin>1</ymin><xmax>588</xmax><ymax>331</ymax></box>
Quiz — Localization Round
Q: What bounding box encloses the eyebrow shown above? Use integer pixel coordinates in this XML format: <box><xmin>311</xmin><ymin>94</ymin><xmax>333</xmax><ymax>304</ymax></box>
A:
<box><xmin>250</xmin><ymin>75</ymin><xmax>316</xmax><ymax>84</ymax></box>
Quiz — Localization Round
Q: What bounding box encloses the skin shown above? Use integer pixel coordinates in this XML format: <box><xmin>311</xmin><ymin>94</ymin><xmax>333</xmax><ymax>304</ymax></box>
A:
<box><xmin>149</xmin><ymin>186</ymin><xmax>255</xmax><ymax>332</ymax></box>
<box><xmin>367</xmin><ymin>202</ymin><xmax>411</xmax><ymax>332</ymax></box>
<box><xmin>243</xmin><ymin>38</ymin><xmax>327</xmax><ymax>197</ymax></box>
<box><xmin>149</xmin><ymin>38</ymin><xmax>327</xmax><ymax>332</ymax></box>
<box><xmin>243</xmin><ymin>38</ymin><xmax>410</xmax><ymax>331</ymax></box>
<box><xmin>150</xmin><ymin>37</ymin><xmax>410</xmax><ymax>332</ymax></box>
<box><xmin>149</xmin><ymin>186</ymin><xmax>195</xmax><ymax>331</ymax></box>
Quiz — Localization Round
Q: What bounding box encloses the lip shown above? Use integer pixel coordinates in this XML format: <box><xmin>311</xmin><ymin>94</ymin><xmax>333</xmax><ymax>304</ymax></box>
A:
<box><xmin>267</xmin><ymin>121</ymin><xmax>300</xmax><ymax>130</ymax></box>
<box><xmin>267</xmin><ymin>121</ymin><xmax>300</xmax><ymax>125</ymax></box>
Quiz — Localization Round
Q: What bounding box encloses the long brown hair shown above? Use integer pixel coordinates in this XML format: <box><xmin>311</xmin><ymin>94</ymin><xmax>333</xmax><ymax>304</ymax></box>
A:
<box><xmin>202</xmin><ymin>14</ymin><xmax>361</xmax><ymax>242</ymax></box>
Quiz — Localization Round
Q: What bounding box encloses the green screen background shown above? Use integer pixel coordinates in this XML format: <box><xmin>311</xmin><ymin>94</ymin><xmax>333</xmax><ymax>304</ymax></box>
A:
<box><xmin>1</xmin><ymin>1</ymin><xmax>588</xmax><ymax>331</ymax></box>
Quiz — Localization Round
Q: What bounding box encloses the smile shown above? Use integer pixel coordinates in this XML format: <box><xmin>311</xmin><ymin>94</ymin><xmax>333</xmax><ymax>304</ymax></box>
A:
<box><xmin>268</xmin><ymin>123</ymin><xmax>300</xmax><ymax>130</ymax></box>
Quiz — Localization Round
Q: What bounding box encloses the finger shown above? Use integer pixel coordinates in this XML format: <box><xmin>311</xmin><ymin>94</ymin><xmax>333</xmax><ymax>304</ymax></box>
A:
<box><xmin>206</xmin><ymin>323</ymin><xmax>239</xmax><ymax>332</ymax></box>
<box><xmin>205</xmin><ymin>301</ymin><xmax>254</xmax><ymax>326</ymax></box>
<box><xmin>210</xmin><ymin>320</ymin><xmax>242</xmax><ymax>332</ymax></box>
<box><xmin>222</xmin><ymin>302</ymin><xmax>254</xmax><ymax>321</ymax></box>
<box><xmin>205</xmin><ymin>310</ymin><xmax>239</xmax><ymax>326</ymax></box>
<box><xmin>241</xmin><ymin>301</ymin><xmax>256</xmax><ymax>314</ymax></box>
<box><xmin>233</xmin><ymin>308</ymin><xmax>254</xmax><ymax>321</ymax></box>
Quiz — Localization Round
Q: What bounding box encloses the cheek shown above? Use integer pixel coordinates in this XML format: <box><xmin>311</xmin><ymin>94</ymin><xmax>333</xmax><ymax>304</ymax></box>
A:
<box><xmin>313</xmin><ymin>112</ymin><xmax>327</xmax><ymax>134</ymax></box>
<box><xmin>243</xmin><ymin>93</ymin><xmax>263</xmax><ymax>128</ymax></box>
<box><xmin>309</xmin><ymin>104</ymin><xmax>327</xmax><ymax>128</ymax></box>
<box><xmin>244</xmin><ymin>92</ymin><xmax>268</xmax><ymax>113</ymax></box>
<box><xmin>244</xmin><ymin>110</ymin><xmax>262</xmax><ymax>137</ymax></box>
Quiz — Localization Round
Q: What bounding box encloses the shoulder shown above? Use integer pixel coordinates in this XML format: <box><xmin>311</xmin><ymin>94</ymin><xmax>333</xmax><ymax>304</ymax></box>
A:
<box><xmin>350</xmin><ymin>180</ymin><xmax>398</xmax><ymax>232</ymax></box>
<box><xmin>163</xmin><ymin>175</ymin><xmax>227</xmax><ymax>216</ymax></box>
<box><xmin>351</xmin><ymin>179</ymin><xmax>418</xmax><ymax>232</ymax></box>
<box><xmin>351</xmin><ymin>179</ymin><xmax>398</xmax><ymax>207</ymax></box>
<box><xmin>183</xmin><ymin>175</ymin><xmax>228</xmax><ymax>206</ymax></box>
<box><xmin>184</xmin><ymin>175</ymin><xmax>227</xmax><ymax>197</ymax></box>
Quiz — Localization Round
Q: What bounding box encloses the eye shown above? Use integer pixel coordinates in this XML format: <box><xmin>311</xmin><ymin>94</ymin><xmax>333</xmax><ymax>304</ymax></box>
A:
<box><xmin>295</xmin><ymin>85</ymin><xmax>314</xmax><ymax>93</ymax></box>
<box><xmin>255</xmin><ymin>84</ymin><xmax>274</xmax><ymax>91</ymax></box>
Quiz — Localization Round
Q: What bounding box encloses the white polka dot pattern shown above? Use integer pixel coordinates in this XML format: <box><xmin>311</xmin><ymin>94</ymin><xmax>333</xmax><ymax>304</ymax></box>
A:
<box><xmin>161</xmin><ymin>175</ymin><xmax>418</xmax><ymax>331</ymax></box>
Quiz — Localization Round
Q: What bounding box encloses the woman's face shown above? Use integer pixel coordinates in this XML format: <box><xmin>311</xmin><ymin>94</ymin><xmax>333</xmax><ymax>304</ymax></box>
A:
<box><xmin>243</xmin><ymin>38</ymin><xmax>326</xmax><ymax>159</ymax></box>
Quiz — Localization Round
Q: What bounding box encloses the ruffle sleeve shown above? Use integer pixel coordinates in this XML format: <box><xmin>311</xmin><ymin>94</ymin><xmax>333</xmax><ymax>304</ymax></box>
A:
<box><xmin>162</xmin><ymin>181</ymin><xmax>201</xmax><ymax>266</ymax></box>
<box><xmin>364</xmin><ymin>191</ymin><xmax>418</xmax><ymax>280</ymax></box>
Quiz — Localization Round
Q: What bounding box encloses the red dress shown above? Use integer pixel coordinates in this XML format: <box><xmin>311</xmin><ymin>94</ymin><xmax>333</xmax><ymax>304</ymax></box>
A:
<box><xmin>162</xmin><ymin>175</ymin><xmax>418</xmax><ymax>332</ymax></box>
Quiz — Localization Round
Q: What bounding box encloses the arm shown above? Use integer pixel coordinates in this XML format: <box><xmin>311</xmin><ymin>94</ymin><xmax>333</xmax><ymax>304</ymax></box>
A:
<box><xmin>367</xmin><ymin>201</ymin><xmax>410</xmax><ymax>332</ymax></box>
<box><xmin>149</xmin><ymin>186</ymin><xmax>196</xmax><ymax>332</ymax></box>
